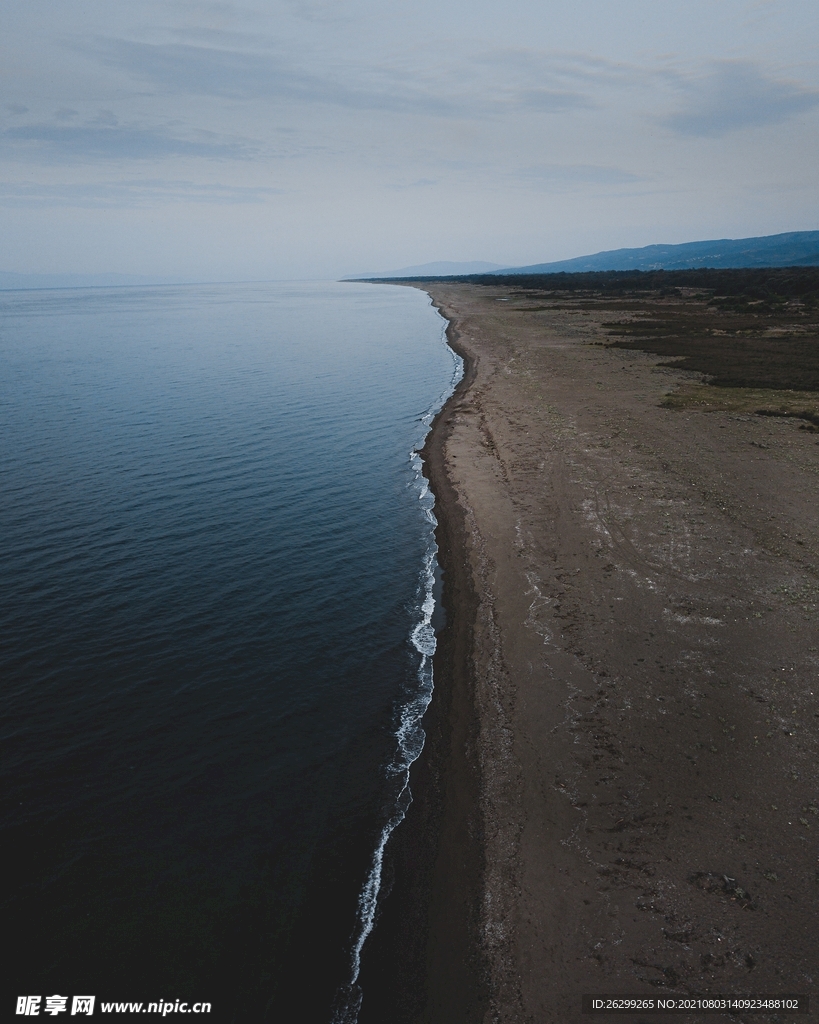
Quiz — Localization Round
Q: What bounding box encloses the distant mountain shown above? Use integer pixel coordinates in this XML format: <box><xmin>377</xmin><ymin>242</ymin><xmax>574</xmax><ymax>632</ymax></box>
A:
<box><xmin>0</xmin><ymin>271</ymin><xmax>181</xmax><ymax>291</ymax></box>
<box><xmin>345</xmin><ymin>260</ymin><xmax>510</xmax><ymax>280</ymax></box>
<box><xmin>493</xmin><ymin>231</ymin><xmax>819</xmax><ymax>275</ymax></box>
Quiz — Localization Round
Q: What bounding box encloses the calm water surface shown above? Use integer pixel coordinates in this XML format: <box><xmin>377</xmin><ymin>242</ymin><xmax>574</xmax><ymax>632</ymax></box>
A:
<box><xmin>0</xmin><ymin>281</ymin><xmax>459</xmax><ymax>1021</ymax></box>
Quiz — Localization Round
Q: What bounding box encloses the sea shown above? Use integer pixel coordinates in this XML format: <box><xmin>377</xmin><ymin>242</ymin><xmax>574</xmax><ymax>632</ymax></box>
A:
<box><xmin>0</xmin><ymin>280</ymin><xmax>461</xmax><ymax>1022</ymax></box>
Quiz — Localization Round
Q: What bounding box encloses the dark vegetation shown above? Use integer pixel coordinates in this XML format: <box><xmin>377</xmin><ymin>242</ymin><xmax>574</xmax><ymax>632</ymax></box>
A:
<box><xmin>381</xmin><ymin>265</ymin><xmax>819</xmax><ymax>300</ymax></box>
<box><xmin>601</xmin><ymin>291</ymin><xmax>819</xmax><ymax>392</ymax></box>
<box><xmin>384</xmin><ymin>268</ymin><xmax>819</xmax><ymax>393</ymax></box>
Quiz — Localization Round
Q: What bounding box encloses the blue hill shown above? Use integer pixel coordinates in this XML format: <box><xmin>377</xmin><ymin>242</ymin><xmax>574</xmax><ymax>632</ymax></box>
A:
<box><xmin>493</xmin><ymin>231</ymin><xmax>819</xmax><ymax>275</ymax></box>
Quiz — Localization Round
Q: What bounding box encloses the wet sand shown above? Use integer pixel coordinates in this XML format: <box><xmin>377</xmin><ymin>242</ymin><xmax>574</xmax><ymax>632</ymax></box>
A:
<box><xmin>364</xmin><ymin>280</ymin><xmax>819</xmax><ymax>1024</ymax></box>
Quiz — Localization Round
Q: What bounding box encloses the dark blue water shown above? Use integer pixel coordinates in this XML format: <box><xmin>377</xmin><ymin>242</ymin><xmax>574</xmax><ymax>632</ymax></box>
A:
<box><xmin>0</xmin><ymin>281</ymin><xmax>459</xmax><ymax>1022</ymax></box>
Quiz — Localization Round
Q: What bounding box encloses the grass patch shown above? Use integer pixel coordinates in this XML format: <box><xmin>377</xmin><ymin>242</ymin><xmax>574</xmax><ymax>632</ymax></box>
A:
<box><xmin>662</xmin><ymin>384</ymin><xmax>819</xmax><ymax>429</ymax></box>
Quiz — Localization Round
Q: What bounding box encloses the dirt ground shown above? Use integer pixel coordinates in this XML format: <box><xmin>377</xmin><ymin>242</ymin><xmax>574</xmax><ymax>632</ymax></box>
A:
<box><xmin>416</xmin><ymin>281</ymin><xmax>819</xmax><ymax>1024</ymax></box>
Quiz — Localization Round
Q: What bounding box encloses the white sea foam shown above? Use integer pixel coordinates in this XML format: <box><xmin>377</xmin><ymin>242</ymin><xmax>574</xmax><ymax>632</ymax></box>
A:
<box><xmin>331</xmin><ymin>309</ymin><xmax>462</xmax><ymax>1024</ymax></box>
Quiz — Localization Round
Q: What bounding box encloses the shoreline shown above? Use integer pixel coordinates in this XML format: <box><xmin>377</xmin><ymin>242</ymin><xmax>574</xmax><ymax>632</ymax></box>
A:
<box><xmin>356</xmin><ymin>295</ymin><xmax>487</xmax><ymax>1023</ymax></box>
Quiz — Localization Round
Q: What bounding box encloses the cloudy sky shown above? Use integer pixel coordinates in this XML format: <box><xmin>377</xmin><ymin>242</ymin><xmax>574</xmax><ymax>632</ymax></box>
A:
<box><xmin>2</xmin><ymin>0</ymin><xmax>818</xmax><ymax>280</ymax></box>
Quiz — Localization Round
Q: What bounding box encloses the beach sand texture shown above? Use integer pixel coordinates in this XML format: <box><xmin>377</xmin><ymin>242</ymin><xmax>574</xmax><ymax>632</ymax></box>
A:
<box><xmin>391</xmin><ymin>281</ymin><xmax>819</xmax><ymax>1023</ymax></box>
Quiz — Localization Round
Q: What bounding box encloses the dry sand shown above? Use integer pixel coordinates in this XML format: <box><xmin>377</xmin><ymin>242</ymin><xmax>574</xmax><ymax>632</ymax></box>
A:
<box><xmin>395</xmin><ymin>281</ymin><xmax>819</xmax><ymax>1024</ymax></box>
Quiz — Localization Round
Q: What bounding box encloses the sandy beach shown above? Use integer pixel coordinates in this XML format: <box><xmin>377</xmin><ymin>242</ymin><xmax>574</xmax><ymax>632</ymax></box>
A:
<box><xmin>363</xmin><ymin>279</ymin><xmax>819</xmax><ymax>1023</ymax></box>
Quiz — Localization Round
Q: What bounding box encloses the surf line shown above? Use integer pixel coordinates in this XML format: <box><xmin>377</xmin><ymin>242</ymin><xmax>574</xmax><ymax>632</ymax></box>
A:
<box><xmin>330</xmin><ymin>308</ymin><xmax>462</xmax><ymax>1024</ymax></box>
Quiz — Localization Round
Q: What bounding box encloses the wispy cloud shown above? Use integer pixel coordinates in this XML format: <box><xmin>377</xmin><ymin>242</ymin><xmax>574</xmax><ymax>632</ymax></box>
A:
<box><xmin>78</xmin><ymin>33</ymin><xmax>602</xmax><ymax>120</ymax></box>
<box><xmin>84</xmin><ymin>37</ymin><xmax>458</xmax><ymax>114</ymax></box>
<box><xmin>519</xmin><ymin>163</ymin><xmax>644</xmax><ymax>185</ymax></box>
<box><xmin>515</xmin><ymin>88</ymin><xmax>592</xmax><ymax>113</ymax></box>
<box><xmin>2</xmin><ymin>119</ymin><xmax>257</xmax><ymax>162</ymax></box>
<box><xmin>471</xmin><ymin>47</ymin><xmax>639</xmax><ymax>109</ymax></box>
<box><xmin>0</xmin><ymin>178</ymin><xmax>284</xmax><ymax>207</ymax></box>
<box><xmin>514</xmin><ymin>163</ymin><xmax>645</xmax><ymax>193</ymax></box>
<box><xmin>660</xmin><ymin>60</ymin><xmax>819</xmax><ymax>136</ymax></box>
<box><xmin>475</xmin><ymin>47</ymin><xmax>631</xmax><ymax>86</ymax></box>
<box><xmin>385</xmin><ymin>176</ymin><xmax>439</xmax><ymax>191</ymax></box>
<box><xmin>280</xmin><ymin>0</ymin><xmax>356</xmax><ymax>24</ymax></box>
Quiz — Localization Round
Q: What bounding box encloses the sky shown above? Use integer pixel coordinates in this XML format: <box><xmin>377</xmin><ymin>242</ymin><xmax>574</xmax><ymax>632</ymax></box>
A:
<box><xmin>2</xmin><ymin>0</ymin><xmax>818</xmax><ymax>280</ymax></box>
